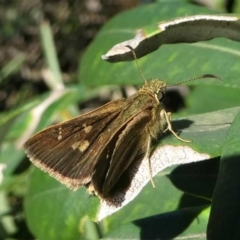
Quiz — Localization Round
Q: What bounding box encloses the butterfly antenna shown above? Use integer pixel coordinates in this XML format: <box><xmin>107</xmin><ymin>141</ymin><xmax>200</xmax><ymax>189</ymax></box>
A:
<box><xmin>126</xmin><ymin>45</ymin><xmax>146</xmax><ymax>82</ymax></box>
<box><xmin>166</xmin><ymin>74</ymin><xmax>222</xmax><ymax>87</ymax></box>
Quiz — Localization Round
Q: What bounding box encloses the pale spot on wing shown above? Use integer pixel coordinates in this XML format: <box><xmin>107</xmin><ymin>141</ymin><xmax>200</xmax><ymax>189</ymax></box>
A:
<box><xmin>58</xmin><ymin>127</ymin><xmax>63</xmax><ymax>140</ymax></box>
<box><xmin>84</xmin><ymin>125</ymin><xmax>92</xmax><ymax>133</ymax></box>
<box><xmin>79</xmin><ymin>140</ymin><xmax>89</xmax><ymax>152</ymax></box>
<box><xmin>71</xmin><ymin>141</ymin><xmax>80</xmax><ymax>150</ymax></box>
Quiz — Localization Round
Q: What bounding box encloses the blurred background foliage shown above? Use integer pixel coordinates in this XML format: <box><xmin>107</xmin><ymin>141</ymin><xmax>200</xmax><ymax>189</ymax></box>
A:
<box><xmin>0</xmin><ymin>0</ymin><xmax>239</xmax><ymax>239</ymax></box>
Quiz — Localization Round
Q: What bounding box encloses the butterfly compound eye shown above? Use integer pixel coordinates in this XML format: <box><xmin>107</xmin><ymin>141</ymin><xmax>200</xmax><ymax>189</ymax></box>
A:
<box><xmin>157</xmin><ymin>91</ymin><xmax>165</xmax><ymax>101</ymax></box>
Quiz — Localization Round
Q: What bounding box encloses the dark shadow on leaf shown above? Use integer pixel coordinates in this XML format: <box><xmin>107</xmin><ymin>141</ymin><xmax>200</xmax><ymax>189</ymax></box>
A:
<box><xmin>134</xmin><ymin>205</ymin><xmax>208</xmax><ymax>240</ymax></box>
<box><xmin>172</xmin><ymin>119</ymin><xmax>193</xmax><ymax>131</ymax></box>
<box><xmin>168</xmin><ymin>157</ymin><xmax>220</xmax><ymax>200</ymax></box>
<box><xmin>158</xmin><ymin>119</ymin><xmax>193</xmax><ymax>140</ymax></box>
<box><xmin>178</xmin><ymin>193</ymin><xmax>210</xmax><ymax>209</ymax></box>
<box><xmin>132</xmin><ymin>159</ymin><xmax>220</xmax><ymax>239</ymax></box>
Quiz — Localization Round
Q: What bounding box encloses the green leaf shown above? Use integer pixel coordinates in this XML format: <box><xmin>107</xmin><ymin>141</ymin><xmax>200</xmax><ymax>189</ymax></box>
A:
<box><xmin>102</xmin><ymin>14</ymin><xmax>240</xmax><ymax>62</ymax></box>
<box><xmin>159</xmin><ymin>106</ymin><xmax>238</xmax><ymax>156</ymax></box>
<box><xmin>80</xmin><ymin>2</ymin><xmax>219</xmax><ymax>86</ymax></box>
<box><xmin>207</xmin><ymin>111</ymin><xmax>240</xmax><ymax>240</ymax></box>
<box><xmin>105</xmin><ymin>206</ymin><xmax>210</xmax><ymax>239</ymax></box>
<box><xmin>24</xmin><ymin>107</ymin><xmax>239</xmax><ymax>238</ymax></box>
<box><xmin>24</xmin><ymin>168</ymin><xmax>91</xmax><ymax>240</ymax></box>
<box><xmin>25</xmin><ymin>166</ymin><xmax>210</xmax><ymax>239</ymax></box>
<box><xmin>183</xmin><ymin>84</ymin><xmax>240</xmax><ymax>115</ymax></box>
<box><xmin>79</xmin><ymin>1</ymin><xmax>240</xmax><ymax>116</ymax></box>
<box><xmin>40</xmin><ymin>21</ymin><xmax>63</xmax><ymax>89</ymax></box>
<box><xmin>90</xmin><ymin>107</ymin><xmax>237</xmax><ymax>221</ymax></box>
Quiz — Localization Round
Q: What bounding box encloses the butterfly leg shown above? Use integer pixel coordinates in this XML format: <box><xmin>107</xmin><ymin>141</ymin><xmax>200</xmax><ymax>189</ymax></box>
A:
<box><xmin>162</xmin><ymin>112</ymin><xmax>171</xmax><ymax>133</ymax></box>
<box><xmin>145</xmin><ymin>136</ymin><xmax>156</xmax><ymax>188</ymax></box>
<box><xmin>162</xmin><ymin>110</ymin><xmax>191</xmax><ymax>143</ymax></box>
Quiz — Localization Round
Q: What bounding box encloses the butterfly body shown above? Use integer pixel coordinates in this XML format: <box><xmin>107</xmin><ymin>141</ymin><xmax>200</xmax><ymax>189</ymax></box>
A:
<box><xmin>24</xmin><ymin>79</ymin><xmax>172</xmax><ymax>198</ymax></box>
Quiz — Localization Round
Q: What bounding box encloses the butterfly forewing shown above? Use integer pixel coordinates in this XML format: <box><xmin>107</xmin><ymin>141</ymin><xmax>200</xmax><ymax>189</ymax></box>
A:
<box><xmin>24</xmin><ymin>99</ymin><xmax>126</xmax><ymax>189</ymax></box>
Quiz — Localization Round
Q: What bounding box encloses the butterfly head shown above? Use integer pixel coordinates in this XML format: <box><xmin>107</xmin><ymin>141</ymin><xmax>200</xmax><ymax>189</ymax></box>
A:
<box><xmin>139</xmin><ymin>79</ymin><xmax>166</xmax><ymax>101</ymax></box>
